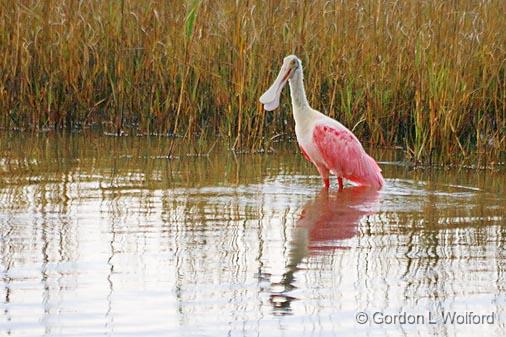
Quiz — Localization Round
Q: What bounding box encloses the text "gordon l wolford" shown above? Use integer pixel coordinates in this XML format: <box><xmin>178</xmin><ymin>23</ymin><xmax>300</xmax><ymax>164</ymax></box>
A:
<box><xmin>371</xmin><ymin>311</ymin><xmax>496</xmax><ymax>325</ymax></box>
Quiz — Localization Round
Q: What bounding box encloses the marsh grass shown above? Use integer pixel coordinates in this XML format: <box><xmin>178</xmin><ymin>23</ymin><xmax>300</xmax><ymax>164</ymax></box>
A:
<box><xmin>0</xmin><ymin>0</ymin><xmax>505</xmax><ymax>164</ymax></box>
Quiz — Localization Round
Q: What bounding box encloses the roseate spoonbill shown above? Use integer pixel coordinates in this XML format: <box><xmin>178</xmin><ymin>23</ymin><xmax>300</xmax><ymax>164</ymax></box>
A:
<box><xmin>259</xmin><ymin>55</ymin><xmax>384</xmax><ymax>190</ymax></box>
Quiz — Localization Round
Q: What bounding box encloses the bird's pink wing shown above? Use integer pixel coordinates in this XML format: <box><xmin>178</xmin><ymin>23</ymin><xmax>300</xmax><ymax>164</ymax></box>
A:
<box><xmin>312</xmin><ymin>123</ymin><xmax>384</xmax><ymax>189</ymax></box>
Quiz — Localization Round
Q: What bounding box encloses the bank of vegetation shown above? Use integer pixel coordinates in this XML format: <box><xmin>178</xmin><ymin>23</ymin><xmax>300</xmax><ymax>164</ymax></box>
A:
<box><xmin>0</xmin><ymin>0</ymin><xmax>504</xmax><ymax>164</ymax></box>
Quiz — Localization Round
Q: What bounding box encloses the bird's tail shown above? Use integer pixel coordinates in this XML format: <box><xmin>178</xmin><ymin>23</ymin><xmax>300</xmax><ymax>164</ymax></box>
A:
<box><xmin>347</xmin><ymin>154</ymin><xmax>384</xmax><ymax>190</ymax></box>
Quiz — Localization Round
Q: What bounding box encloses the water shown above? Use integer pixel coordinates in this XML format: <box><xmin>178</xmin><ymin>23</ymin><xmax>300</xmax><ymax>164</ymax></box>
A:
<box><xmin>0</xmin><ymin>132</ymin><xmax>504</xmax><ymax>337</ymax></box>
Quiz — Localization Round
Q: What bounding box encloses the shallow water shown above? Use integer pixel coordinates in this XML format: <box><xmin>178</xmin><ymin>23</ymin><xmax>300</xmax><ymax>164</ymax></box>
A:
<box><xmin>0</xmin><ymin>133</ymin><xmax>505</xmax><ymax>337</ymax></box>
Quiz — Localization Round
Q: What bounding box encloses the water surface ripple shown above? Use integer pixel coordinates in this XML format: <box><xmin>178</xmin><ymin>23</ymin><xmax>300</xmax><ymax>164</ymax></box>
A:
<box><xmin>0</xmin><ymin>133</ymin><xmax>505</xmax><ymax>337</ymax></box>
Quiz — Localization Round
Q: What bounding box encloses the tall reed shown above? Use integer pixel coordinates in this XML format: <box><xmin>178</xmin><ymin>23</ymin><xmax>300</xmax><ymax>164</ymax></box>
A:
<box><xmin>0</xmin><ymin>0</ymin><xmax>504</xmax><ymax>163</ymax></box>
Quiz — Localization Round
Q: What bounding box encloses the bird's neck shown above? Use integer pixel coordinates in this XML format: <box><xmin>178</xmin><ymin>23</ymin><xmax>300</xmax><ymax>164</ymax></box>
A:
<box><xmin>288</xmin><ymin>69</ymin><xmax>312</xmax><ymax>125</ymax></box>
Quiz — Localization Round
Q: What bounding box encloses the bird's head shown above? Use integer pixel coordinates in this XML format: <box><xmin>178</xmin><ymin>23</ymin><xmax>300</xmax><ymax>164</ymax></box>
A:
<box><xmin>259</xmin><ymin>55</ymin><xmax>302</xmax><ymax>111</ymax></box>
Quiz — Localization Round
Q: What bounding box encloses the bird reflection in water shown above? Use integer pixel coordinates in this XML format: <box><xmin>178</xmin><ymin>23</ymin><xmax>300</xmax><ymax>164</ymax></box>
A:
<box><xmin>270</xmin><ymin>186</ymin><xmax>380</xmax><ymax>315</ymax></box>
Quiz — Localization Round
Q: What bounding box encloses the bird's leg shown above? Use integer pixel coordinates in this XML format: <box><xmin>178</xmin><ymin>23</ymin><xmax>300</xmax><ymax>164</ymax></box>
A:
<box><xmin>316</xmin><ymin>166</ymin><xmax>330</xmax><ymax>189</ymax></box>
<box><xmin>338</xmin><ymin>177</ymin><xmax>344</xmax><ymax>191</ymax></box>
<box><xmin>323</xmin><ymin>177</ymin><xmax>330</xmax><ymax>189</ymax></box>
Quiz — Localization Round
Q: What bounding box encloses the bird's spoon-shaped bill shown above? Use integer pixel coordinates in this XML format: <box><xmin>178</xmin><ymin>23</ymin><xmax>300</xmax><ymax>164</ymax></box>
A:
<box><xmin>259</xmin><ymin>63</ymin><xmax>292</xmax><ymax>111</ymax></box>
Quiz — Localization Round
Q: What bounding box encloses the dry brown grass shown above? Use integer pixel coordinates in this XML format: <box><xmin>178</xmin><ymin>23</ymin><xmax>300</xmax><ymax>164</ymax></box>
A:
<box><xmin>0</xmin><ymin>0</ymin><xmax>505</xmax><ymax>163</ymax></box>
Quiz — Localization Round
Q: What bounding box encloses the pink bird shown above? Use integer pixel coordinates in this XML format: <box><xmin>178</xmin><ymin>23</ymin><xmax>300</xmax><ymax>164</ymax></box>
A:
<box><xmin>259</xmin><ymin>55</ymin><xmax>384</xmax><ymax>190</ymax></box>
